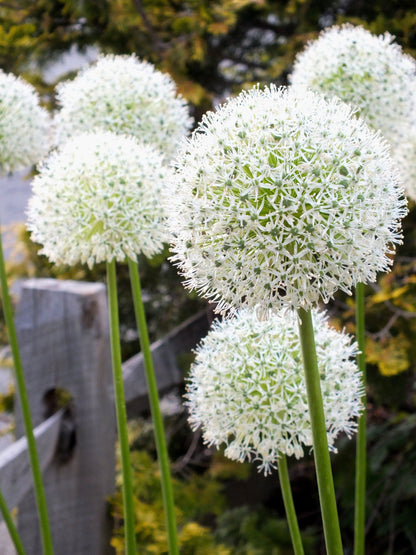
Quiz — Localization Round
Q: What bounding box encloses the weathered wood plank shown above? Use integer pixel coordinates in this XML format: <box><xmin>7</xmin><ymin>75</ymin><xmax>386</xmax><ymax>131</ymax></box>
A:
<box><xmin>123</xmin><ymin>307</ymin><xmax>214</xmax><ymax>415</ymax></box>
<box><xmin>8</xmin><ymin>278</ymin><xmax>214</xmax><ymax>553</ymax></box>
<box><xmin>14</xmin><ymin>278</ymin><xmax>115</xmax><ymax>555</ymax></box>
<box><xmin>0</xmin><ymin>411</ymin><xmax>62</xmax><ymax>516</ymax></box>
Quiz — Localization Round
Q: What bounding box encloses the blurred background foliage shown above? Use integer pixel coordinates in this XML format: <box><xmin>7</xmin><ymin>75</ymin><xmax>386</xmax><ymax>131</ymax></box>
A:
<box><xmin>2</xmin><ymin>0</ymin><xmax>416</xmax><ymax>114</ymax></box>
<box><xmin>1</xmin><ymin>0</ymin><xmax>416</xmax><ymax>553</ymax></box>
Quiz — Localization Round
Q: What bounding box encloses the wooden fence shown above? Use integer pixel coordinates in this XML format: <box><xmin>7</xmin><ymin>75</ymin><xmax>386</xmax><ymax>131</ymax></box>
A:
<box><xmin>0</xmin><ymin>278</ymin><xmax>213</xmax><ymax>554</ymax></box>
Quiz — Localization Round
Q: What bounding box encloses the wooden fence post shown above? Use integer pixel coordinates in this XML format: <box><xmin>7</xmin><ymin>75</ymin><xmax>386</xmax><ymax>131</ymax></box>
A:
<box><xmin>14</xmin><ymin>278</ymin><xmax>115</xmax><ymax>555</ymax></box>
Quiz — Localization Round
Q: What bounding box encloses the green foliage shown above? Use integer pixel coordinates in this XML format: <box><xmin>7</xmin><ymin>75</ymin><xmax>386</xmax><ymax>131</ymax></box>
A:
<box><xmin>334</xmin><ymin>413</ymin><xmax>416</xmax><ymax>554</ymax></box>
<box><xmin>110</xmin><ymin>416</ymin><xmax>317</xmax><ymax>554</ymax></box>
<box><xmin>215</xmin><ymin>505</ymin><xmax>316</xmax><ymax>554</ymax></box>
<box><xmin>112</xmin><ymin>407</ymin><xmax>416</xmax><ymax>554</ymax></box>
<box><xmin>110</xmin><ymin>420</ymin><xmax>230</xmax><ymax>554</ymax></box>
<box><xmin>0</xmin><ymin>0</ymin><xmax>109</xmax><ymax>71</ymax></box>
<box><xmin>1</xmin><ymin>0</ymin><xmax>416</xmax><ymax>116</ymax></box>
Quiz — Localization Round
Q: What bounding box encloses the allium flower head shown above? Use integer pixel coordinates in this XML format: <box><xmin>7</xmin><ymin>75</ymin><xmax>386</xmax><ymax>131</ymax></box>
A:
<box><xmin>54</xmin><ymin>54</ymin><xmax>193</xmax><ymax>160</ymax></box>
<box><xmin>28</xmin><ymin>131</ymin><xmax>173</xmax><ymax>267</ymax></box>
<box><xmin>290</xmin><ymin>24</ymin><xmax>416</xmax><ymax>149</ymax></box>
<box><xmin>186</xmin><ymin>309</ymin><xmax>363</xmax><ymax>475</ymax></box>
<box><xmin>169</xmin><ymin>85</ymin><xmax>406</xmax><ymax>314</ymax></box>
<box><xmin>0</xmin><ymin>69</ymin><xmax>50</xmax><ymax>174</ymax></box>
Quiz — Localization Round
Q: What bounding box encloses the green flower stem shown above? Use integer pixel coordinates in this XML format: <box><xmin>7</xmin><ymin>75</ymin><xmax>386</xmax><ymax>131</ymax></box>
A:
<box><xmin>128</xmin><ymin>258</ymin><xmax>178</xmax><ymax>555</ymax></box>
<box><xmin>354</xmin><ymin>282</ymin><xmax>367</xmax><ymax>555</ymax></box>
<box><xmin>0</xmin><ymin>226</ymin><xmax>53</xmax><ymax>555</ymax></box>
<box><xmin>106</xmin><ymin>261</ymin><xmax>136</xmax><ymax>555</ymax></box>
<box><xmin>0</xmin><ymin>489</ymin><xmax>26</xmax><ymax>555</ymax></box>
<box><xmin>297</xmin><ymin>308</ymin><xmax>343</xmax><ymax>555</ymax></box>
<box><xmin>277</xmin><ymin>455</ymin><xmax>304</xmax><ymax>555</ymax></box>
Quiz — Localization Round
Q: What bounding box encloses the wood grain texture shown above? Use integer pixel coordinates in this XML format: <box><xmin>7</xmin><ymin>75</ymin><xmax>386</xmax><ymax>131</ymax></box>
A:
<box><xmin>0</xmin><ymin>411</ymin><xmax>62</xmax><ymax>513</ymax></box>
<box><xmin>14</xmin><ymin>279</ymin><xmax>115</xmax><ymax>555</ymax></box>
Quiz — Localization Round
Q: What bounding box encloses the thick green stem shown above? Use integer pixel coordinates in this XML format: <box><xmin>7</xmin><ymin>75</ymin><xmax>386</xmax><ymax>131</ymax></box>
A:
<box><xmin>354</xmin><ymin>282</ymin><xmax>367</xmax><ymax>555</ymax></box>
<box><xmin>0</xmin><ymin>489</ymin><xmax>26</xmax><ymax>555</ymax></box>
<box><xmin>128</xmin><ymin>258</ymin><xmax>179</xmax><ymax>555</ymax></box>
<box><xmin>277</xmin><ymin>456</ymin><xmax>304</xmax><ymax>555</ymax></box>
<box><xmin>106</xmin><ymin>261</ymin><xmax>136</xmax><ymax>555</ymax></box>
<box><xmin>0</xmin><ymin>226</ymin><xmax>53</xmax><ymax>555</ymax></box>
<box><xmin>297</xmin><ymin>308</ymin><xmax>343</xmax><ymax>555</ymax></box>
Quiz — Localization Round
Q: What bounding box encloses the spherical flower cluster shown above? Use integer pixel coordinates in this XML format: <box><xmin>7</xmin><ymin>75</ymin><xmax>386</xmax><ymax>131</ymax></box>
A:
<box><xmin>28</xmin><ymin>131</ymin><xmax>173</xmax><ymax>267</ymax></box>
<box><xmin>290</xmin><ymin>24</ymin><xmax>416</xmax><ymax>150</ymax></box>
<box><xmin>54</xmin><ymin>54</ymin><xmax>193</xmax><ymax>160</ymax></box>
<box><xmin>169</xmin><ymin>85</ymin><xmax>406</xmax><ymax>314</ymax></box>
<box><xmin>186</xmin><ymin>308</ymin><xmax>363</xmax><ymax>474</ymax></box>
<box><xmin>0</xmin><ymin>69</ymin><xmax>50</xmax><ymax>174</ymax></box>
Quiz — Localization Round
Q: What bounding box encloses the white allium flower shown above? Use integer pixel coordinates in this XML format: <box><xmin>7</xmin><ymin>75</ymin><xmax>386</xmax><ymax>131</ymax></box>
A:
<box><xmin>169</xmin><ymin>85</ymin><xmax>406</xmax><ymax>314</ymax></box>
<box><xmin>290</xmin><ymin>24</ymin><xmax>416</xmax><ymax>150</ymax></box>
<box><xmin>186</xmin><ymin>309</ymin><xmax>363</xmax><ymax>475</ymax></box>
<box><xmin>0</xmin><ymin>70</ymin><xmax>50</xmax><ymax>174</ymax></box>
<box><xmin>28</xmin><ymin>131</ymin><xmax>173</xmax><ymax>267</ymax></box>
<box><xmin>392</xmin><ymin>128</ymin><xmax>416</xmax><ymax>202</ymax></box>
<box><xmin>54</xmin><ymin>54</ymin><xmax>193</xmax><ymax>160</ymax></box>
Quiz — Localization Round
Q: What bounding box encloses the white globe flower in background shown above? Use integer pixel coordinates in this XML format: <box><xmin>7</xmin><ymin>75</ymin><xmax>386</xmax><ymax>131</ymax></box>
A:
<box><xmin>392</xmin><ymin>128</ymin><xmax>416</xmax><ymax>202</ymax></box>
<box><xmin>186</xmin><ymin>308</ymin><xmax>363</xmax><ymax>475</ymax></box>
<box><xmin>0</xmin><ymin>69</ymin><xmax>50</xmax><ymax>174</ymax></box>
<box><xmin>28</xmin><ymin>131</ymin><xmax>173</xmax><ymax>267</ymax></box>
<box><xmin>169</xmin><ymin>85</ymin><xmax>406</xmax><ymax>315</ymax></box>
<box><xmin>54</xmin><ymin>54</ymin><xmax>193</xmax><ymax>160</ymax></box>
<box><xmin>290</xmin><ymin>24</ymin><xmax>416</xmax><ymax>151</ymax></box>
<box><xmin>290</xmin><ymin>24</ymin><xmax>416</xmax><ymax>200</ymax></box>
